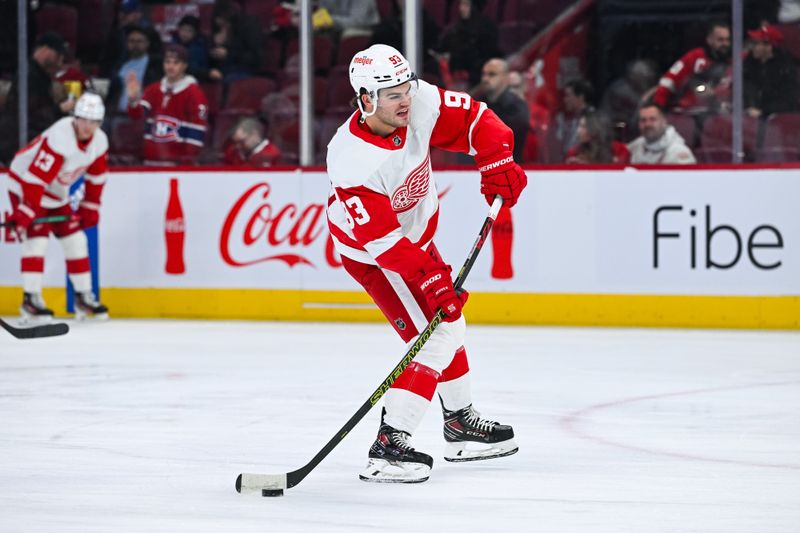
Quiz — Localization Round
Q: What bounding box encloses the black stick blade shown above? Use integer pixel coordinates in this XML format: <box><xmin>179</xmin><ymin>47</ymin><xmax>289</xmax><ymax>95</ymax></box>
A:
<box><xmin>0</xmin><ymin>319</ymin><xmax>69</xmax><ymax>339</ymax></box>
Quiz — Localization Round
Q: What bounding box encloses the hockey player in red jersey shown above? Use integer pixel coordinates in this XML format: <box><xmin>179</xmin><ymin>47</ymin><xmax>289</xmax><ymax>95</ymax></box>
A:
<box><xmin>126</xmin><ymin>44</ymin><xmax>209</xmax><ymax>165</ymax></box>
<box><xmin>327</xmin><ymin>44</ymin><xmax>526</xmax><ymax>483</ymax></box>
<box><xmin>6</xmin><ymin>92</ymin><xmax>110</xmax><ymax>321</ymax></box>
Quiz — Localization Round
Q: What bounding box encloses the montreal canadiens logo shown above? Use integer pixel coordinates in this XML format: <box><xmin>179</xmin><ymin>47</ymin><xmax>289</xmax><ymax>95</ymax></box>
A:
<box><xmin>152</xmin><ymin>117</ymin><xmax>181</xmax><ymax>141</ymax></box>
<box><xmin>390</xmin><ymin>154</ymin><xmax>431</xmax><ymax>212</ymax></box>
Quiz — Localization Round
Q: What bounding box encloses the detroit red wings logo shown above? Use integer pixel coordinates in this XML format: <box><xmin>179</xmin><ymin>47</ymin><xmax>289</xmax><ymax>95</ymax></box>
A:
<box><xmin>390</xmin><ymin>154</ymin><xmax>431</xmax><ymax>212</ymax></box>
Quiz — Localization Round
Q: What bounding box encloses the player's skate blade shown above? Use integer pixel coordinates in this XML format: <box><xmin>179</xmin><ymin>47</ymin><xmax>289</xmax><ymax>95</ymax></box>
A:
<box><xmin>359</xmin><ymin>458</ymin><xmax>431</xmax><ymax>483</ymax></box>
<box><xmin>444</xmin><ymin>438</ymin><xmax>519</xmax><ymax>462</ymax></box>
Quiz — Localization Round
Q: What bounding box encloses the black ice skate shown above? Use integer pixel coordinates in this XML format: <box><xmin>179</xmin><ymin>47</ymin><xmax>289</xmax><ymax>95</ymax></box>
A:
<box><xmin>74</xmin><ymin>291</ymin><xmax>109</xmax><ymax>320</ymax></box>
<box><xmin>359</xmin><ymin>410</ymin><xmax>433</xmax><ymax>483</ymax></box>
<box><xmin>442</xmin><ymin>402</ymin><xmax>519</xmax><ymax>462</ymax></box>
<box><xmin>20</xmin><ymin>292</ymin><xmax>55</xmax><ymax>323</ymax></box>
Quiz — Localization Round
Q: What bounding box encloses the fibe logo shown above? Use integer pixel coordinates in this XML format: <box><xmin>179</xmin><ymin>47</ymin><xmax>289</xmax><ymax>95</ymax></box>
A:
<box><xmin>653</xmin><ymin>205</ymin><xmax>783</xmax><ymax>270</ymax></box>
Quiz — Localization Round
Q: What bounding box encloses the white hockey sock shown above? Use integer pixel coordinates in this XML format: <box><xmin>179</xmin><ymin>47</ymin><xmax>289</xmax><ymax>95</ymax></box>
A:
<box><xmin>59</xmin><ymin>232</ymin><xmax>92</xmax><ymax>292</ymax></box>
<box><xmin>21</xmin><ymin>237</ymin><xmax>49</xmax><ymax>294</ymax></box>
<box><xmin>438</xmin><ymin>373</ymin><xmax>473</xmax><ymax>412</ymax></box>
<box><xmin>383</xmin><ymin>388</ymin><xmax>431</xmax><ymax>435</ymax></box>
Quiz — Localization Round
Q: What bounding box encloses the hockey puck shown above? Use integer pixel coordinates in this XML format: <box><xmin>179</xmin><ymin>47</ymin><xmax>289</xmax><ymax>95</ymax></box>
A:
<box><xmin>262</xmin><ymin>489</ymin><xmax>284</xmax><ymax>497</ymax></box>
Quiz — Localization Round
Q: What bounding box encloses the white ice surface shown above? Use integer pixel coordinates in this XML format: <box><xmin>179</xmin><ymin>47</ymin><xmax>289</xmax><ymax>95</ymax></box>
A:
<box><xmin>0</xmin><ymin>319</ymin><xmax>798</xmax><ymax>533</ymax></box>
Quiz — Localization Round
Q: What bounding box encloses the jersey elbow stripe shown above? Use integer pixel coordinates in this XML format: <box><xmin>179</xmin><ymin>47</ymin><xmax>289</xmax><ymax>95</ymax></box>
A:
<box><xmin>467</xmin><ymin>102</ymin><xmax>488</xmax><ymax>156</ymax></box>
<box><xmin>364</xmin><ymin>230</ymin><xmax>404</xmax><ymax>258</ymax></box>
<box><xmin>659</xmin><ymin>78</ymin><xmax>675</xmax><ymax>90</ymax></box>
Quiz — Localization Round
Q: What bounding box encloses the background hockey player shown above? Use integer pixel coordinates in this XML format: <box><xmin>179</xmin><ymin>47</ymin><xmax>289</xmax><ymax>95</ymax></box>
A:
<box><xmin>326</xmin><ymin>44</ymin><xmax>526</xmax><ymax>483</ymax></box>
<box><xmin>125</xmin><ymin>44</ymin><xmax>209</xmax><ymax>165</ymax></box>
<box><xmin>6</xmin><ymin>92</ymin><xmax>110</xmax><ymax>321</ymax></box>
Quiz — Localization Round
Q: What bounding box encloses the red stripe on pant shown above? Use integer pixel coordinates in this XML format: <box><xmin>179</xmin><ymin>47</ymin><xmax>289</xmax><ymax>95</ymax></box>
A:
<box><xmin>390</xmin><ymin>361</ymin><xmax>440</xmax><ymax>401</ymax></box>
<box><xmin>66</xmin><ymin>257</ymin><xmax>90</xmax><ymax>274</ymax></box>
<box><xmin>440</xmin><ymin>346</ymin><xmax>470</xmax><ymax>383</ymax></box>
<box><xmin>21</xmin><ymin>256</ymin><xmax>45</xmax><ymax>273</ymax></box>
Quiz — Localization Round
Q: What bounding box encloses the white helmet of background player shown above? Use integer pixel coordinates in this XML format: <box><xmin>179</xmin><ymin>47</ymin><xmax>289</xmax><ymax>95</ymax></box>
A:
<box><xmin>74</xmin><ymin>92</ymin><xmax>105</xmax><ymax>122</ymax></box>
<box><xmin>349</xmin><ymin>44</ymin><xmax>417</xmax><ymax>118</ymax></box>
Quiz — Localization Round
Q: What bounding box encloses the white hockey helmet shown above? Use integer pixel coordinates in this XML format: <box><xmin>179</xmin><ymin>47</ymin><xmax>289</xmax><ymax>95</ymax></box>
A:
<box><xmin>74</xmin><ymin>92</ymin><xmax>105</xmax><ymax>122</ymax></box>
<box><xmin>349</xmin><ymin>44</ymin><xmax>416</xmax><ymax>117</ymax></box>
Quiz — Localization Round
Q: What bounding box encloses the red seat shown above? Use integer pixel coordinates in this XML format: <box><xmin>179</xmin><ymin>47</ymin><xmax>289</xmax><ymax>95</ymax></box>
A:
<box><xmin>286</xmin><ymin>34</ymin><xmax>335</xmax><ymax>73</ymax></box>
<box><xmin>211</xmin><ymin>109</ymin><xmax>249</xmax><ymax>151</ymax></box>
<box><xmin>224</xmin><ymin>77</ymin><xmax>277</xmax><ymax>111</ymax></box>
<box><xmin>242</xmin><ymin>0</ymin><xmax>278</xmax><ymax>28</ymax></box>
<box><xmin>336</xmin><ymin>35</ymin><xmax>372</xmax><ymax>65</ymax></box>
<box><xmin>756</xmin><ymin>112</ymin><xmax>800</xmax><ymax>161</ymax></box>
<box><xmin>200</xmin><ymin>81</ymin><xmax>223</xmax><ymax>116</ymax></box>
<box><xmin>666</xmin><ymin>113</ymin><xmax>698</xmax><ymax>148</ymax></box>
<box><xmin>762</xmin><ymin>112</ymin><xmax>800</xmax><ymax>146</ymax></box>
<box><xmin>694</xmin><ymin>147</ymin><xmax>733</xmax><ymax>163</ymax></box>
<box><xmin>775</xmin><ymin>23</ymin><xmax>800</xmax><ymax>60</ymax></box>
<box><xmin>109</xmin><ymin>118</ymin><xmax>144</xmax><ymax>165</ymax></box>
<box><xmin>35</xmin><ymin>5</ymin><xmax>79</xmax><ymax>52</ymax></box>
<box><xmin>700</xmin><ymin>114</ymin><xmax>759</xmax><ymax>157</ymax></box>
<box><xmin>327</xmin><ymin>68</ymin><xmax>355</xmax><ymax>109</ymax></box>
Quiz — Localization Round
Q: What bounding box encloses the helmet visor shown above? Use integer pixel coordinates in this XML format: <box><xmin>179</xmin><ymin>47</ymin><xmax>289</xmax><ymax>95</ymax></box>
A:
<box><xmin>377</xmin><ymin>76</ymin><xmax>419</xmax><ymax>107</ymax></box>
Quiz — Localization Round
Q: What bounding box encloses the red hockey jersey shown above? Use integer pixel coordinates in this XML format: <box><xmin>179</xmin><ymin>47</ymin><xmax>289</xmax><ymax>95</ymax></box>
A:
<box><xmin>326</xmin><ymin>79</ymin><xmax>514</xmax><ymax>281</ymax></box>
<box><xmin>128</xmin><ymin>75</ymin><xmax>208</xmax><ymax>164</ymax></box>
<box><xmin>653</xmin><ymin>47</ymin><xmax>731</xmax><ymax>111</ymax></box>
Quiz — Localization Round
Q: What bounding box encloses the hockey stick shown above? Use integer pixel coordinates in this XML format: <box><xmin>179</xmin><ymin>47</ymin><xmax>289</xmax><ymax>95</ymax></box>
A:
<box><xmin>0</xmin><ymin>317</ymin><xmax>69</xmax><ymax>339</ymax></box>
<box><xmin>0</xmin><ymin>215</ymin><xmax>77</xmax><ymax>228</ymax></box>
<box><xmin>236</xmin><ymin>195</ymin><xmax>504</xmax><ymax>495</ymax></box>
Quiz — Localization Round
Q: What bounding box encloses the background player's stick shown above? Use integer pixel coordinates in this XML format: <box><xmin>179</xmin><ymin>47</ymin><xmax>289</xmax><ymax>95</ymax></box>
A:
<box><xmin>0</xmin><ymin>215</ymin><xmax>77</xmax><ymax>228</ymax></box>
<box><xmin>0</xmin><ymin>318</ymin><xmax>69</xmax><ymax>339</ymax></box>
<box><xmin>237</xmin><ymin>195</ymin><xmax>505</xmax><ymax>496</ymax></box>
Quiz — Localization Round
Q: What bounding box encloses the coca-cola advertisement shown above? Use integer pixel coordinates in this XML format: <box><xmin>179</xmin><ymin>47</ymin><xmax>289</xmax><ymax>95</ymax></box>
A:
<box><xmin>165</xmin><ymin>177</ymin><xmax>186</xmax><ymax>274</ymax></box>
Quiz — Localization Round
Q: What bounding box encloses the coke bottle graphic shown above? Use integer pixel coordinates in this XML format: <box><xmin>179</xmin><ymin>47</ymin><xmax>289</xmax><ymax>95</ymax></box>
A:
<box><xmin>164</xmin><ymin>177</ymin><xmax>186</xmax><ymax>274</ymax></box>
<box><xmin>490</xmin><ymin>205</ymin><xmax>514</xmax><ymax>279</ymax></box>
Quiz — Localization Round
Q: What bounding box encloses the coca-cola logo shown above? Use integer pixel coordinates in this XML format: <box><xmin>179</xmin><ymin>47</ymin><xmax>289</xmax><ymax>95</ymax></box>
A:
<box><xmin>220</xmin><ymin>182</ymin><xmax>341</xmax><ymax>268</ymax></box>
<box><xmin>165</xmin><ymin>218</ymin><xmax>185</xmax><ymax>233</ymax></box>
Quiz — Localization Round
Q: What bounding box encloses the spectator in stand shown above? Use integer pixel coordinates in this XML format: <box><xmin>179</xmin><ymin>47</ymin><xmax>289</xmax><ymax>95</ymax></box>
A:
<box><xmin>172</xmin><ymin>15</ymin><xmax>212</xmax><ymax>83</ymax></box>
<box><xmin>565</xmin><ymin>111</ymin><xmax>630</xmax><ymax>164</ymax></box>
<box><xmin>744</xmin><ymin>24</ymin><xmax>799</xmax><ymax>118</ymax></box>
<box><xmin>108</xmin><ymin>26</ymin><xmax>164</xmax><ymax>113</ymax></box>
<box><xmin>126</xmin><ymin>44</ymin><xmax>209</xmax><ymax>165</ymax></box>
<box><xmin>223</xmin><ymin>118</ymin><xmax>282</xmax><ymax>167</ymax></box>
<box><xmin>479</xmin><ymin>58</ymin><xmax>529</xmax><ymax>162</ymax></box>
<box><xmin>209</xmin><ymin>0</ymin><xmax>262</xmax><ymax>83</ymax></box>
<box><xmin>600</xmin><ymin>59</ymin><xmax>657</xmax><ymax>139</ymax></box>
<box><xmin>555</xmin><ymin>78</ymin><xmax>594</xmax><ymax>158</ymax></box>
<box><xmin>0</xmin><ymin>33</ymin><xmax>70</xmax><ymax>163</ymax></box>
<box><xmin>507</xmin><ymin>70</ymin><xmax>526</xmax><ymax>101</ymax></box>
<box><xmin>100</xmin><ymin>0</ymin><xmax>162</xmax><ymax>78</ymax></box>
<box><xmin>314</xmin><ymin>0</ymin><xmax>379</xmax><ymax>37</ymax></box>
<box><xmin>371</xmin><ymin>0</ymin><xmax>441</xmax><ymax>76</ymax></box>
<box><xmin>652</xmin><ymin>20</ymin><xmax>732</xmax><ymax>114</ymax></box>
<box><xmin>628</xmin><ymin>103</ymin><xmax>696</xmax><ymax>164</ymax></box>
<box><xmin>434</xmin><ymin>0</ymin><xmax>499</xmax><ymax>88</ymax></box>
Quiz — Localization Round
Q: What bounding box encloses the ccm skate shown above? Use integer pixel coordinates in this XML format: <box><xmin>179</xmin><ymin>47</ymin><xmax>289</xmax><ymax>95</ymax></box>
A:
<box><xmin>360</xmin><ymin>410</ymin><xmax>433</xmax><ymax>483</ymax></box>
<box><xmin>442</xmin><ymin>402</ymin><xmax>518</xmax><ymax>462</ymax></box>
<box><xmin>20</xmin><ymin>292</ymin><xmax>55</xmax><ymax>323</ymax></box>
<box><xmin>74</xmin><ymin>291</ymin><xmax>109</xmax><ymax>320</ymax></box>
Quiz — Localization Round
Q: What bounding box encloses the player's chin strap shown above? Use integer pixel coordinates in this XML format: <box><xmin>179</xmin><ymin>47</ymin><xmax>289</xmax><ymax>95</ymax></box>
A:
<box><xmin>357</xmin><ymin>92</ymin><xmax>379</xmax><ymax>119</ymax></box>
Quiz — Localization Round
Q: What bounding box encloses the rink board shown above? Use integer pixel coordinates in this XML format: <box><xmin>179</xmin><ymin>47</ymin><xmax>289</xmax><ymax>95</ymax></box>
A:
<box><xmin>1</xmin><ymin>167</ymin><xmax>798</xmax><ymax>328</ymax></box>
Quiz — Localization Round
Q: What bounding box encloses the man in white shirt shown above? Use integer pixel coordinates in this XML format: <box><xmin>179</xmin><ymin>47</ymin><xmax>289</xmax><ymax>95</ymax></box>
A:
<box><xmin>628</xmin><ymin>103</ymin><xmax>696</xmax><ymax>164</ymax></box>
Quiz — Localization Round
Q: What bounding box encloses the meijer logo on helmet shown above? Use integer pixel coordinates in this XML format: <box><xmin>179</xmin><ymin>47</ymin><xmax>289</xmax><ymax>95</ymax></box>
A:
<box><xmin>353</xmin><ymin>56</ymin><xmax>373</xmax><ymax>65</ymax></box>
